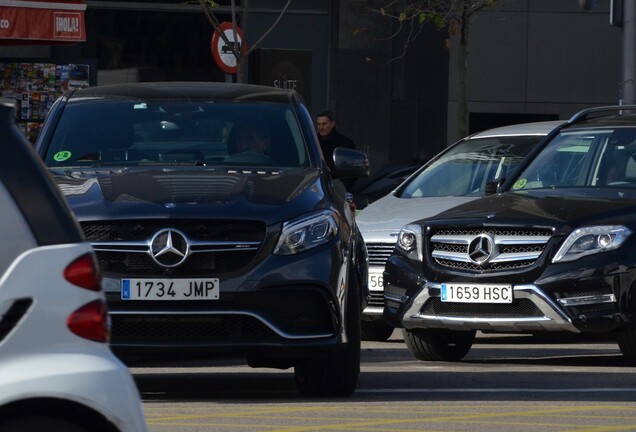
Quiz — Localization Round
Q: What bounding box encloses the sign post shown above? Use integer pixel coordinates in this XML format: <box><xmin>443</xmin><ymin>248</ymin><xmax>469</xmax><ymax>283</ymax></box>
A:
<box><xmin>211</xmin><ymin>22</ymin><xmax>245</xmax><ymax>80</ymax></box>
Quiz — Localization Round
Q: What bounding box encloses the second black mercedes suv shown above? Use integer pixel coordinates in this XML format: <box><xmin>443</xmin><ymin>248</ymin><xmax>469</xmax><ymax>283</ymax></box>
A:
<box><xmin>384</xmin><ymin>106</ymin><xmax>636</xmax><ymax>364</ymax></box>
<box><xmin>36</xmin><ymin>82</ymin><xmax>370</xmax><ymax>396</ymax></box>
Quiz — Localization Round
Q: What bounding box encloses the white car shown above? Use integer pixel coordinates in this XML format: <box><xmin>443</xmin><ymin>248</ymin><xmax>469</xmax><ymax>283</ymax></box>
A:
<box><xmin>0</xmin><ymin>100</ymin><xmax>147</xmax><ymax>432</ymax></box>
<box><xmin>357</xmin><ymin>121</ymin><xmax>564</xmax><ymax>341</ymax></box>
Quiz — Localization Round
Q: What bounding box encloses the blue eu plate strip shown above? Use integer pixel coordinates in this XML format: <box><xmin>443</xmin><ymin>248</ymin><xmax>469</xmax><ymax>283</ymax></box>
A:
<box><xmin>122</xmin><ymin>279</ymin><xmax>130</xmax><ymax>299</ymax></box>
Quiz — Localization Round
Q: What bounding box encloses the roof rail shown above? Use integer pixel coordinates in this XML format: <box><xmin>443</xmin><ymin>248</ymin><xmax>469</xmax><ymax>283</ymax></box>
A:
<box><xmin>568</xmin><ymin>105</ymin><xmax>636</xmax><ymax>124</ymax></box>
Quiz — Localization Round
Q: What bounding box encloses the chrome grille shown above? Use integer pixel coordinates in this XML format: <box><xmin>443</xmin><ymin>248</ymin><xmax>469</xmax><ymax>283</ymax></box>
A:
<box><xmin>82</xmin><ymin>219</ymin><xmax>266</xmax><ymax>276</ymax></box>
<box><xmin>366</xmin><ymin>242</ymin><xmax>396</xmax><ymax>266</ymax></box>
<box><xmin>429</xmin><ymin>227</ymin><xmax>552</xmax><ymax>272</ymax></box>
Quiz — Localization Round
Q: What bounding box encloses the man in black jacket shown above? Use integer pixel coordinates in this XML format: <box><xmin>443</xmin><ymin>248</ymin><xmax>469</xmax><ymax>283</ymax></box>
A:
<box><xmin>316</xmin><ymin>110</ymin><xmax>356</xmax><ymax>189</ymax></box>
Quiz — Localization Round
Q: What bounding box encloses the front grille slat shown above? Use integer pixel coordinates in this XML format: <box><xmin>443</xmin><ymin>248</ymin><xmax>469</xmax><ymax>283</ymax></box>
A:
<box><xmin>421</xmin><ymin>298</ymin><xmax>543</xmax><ymax>318</ymax></box>
<box><xmin>82</xmin><ymin>219</ymin><xmax>265</xmax><ymax>242</ymax></box>
<box><xmin>366</xmin><ymin>242</ymin><xmax>396</xmax><ymax>266</ymax></box>
<box><xmin>112</xmin><ymin>315</ymin><xmax>281</xmax><ymax>343</ymax></box>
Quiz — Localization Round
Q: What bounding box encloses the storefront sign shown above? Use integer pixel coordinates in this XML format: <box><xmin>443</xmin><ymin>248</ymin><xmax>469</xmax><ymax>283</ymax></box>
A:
<box><xmin>0</xmin><ymin>1</ymin><xmax>86</xmax><ymax>44</ymax></box>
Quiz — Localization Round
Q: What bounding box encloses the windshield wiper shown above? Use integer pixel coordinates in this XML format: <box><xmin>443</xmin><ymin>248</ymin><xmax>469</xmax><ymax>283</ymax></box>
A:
<box><xmin>138</xmin><ymin>161</ymin><xmax>207</xmax><ymax>166</ymax></box>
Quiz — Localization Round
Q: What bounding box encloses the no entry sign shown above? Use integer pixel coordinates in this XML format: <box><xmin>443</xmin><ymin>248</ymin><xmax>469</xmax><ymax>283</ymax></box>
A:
<box><xmin>211</xmin><ymin>22</ymin><xmax>245</xmax><ymax>74</ymax></box>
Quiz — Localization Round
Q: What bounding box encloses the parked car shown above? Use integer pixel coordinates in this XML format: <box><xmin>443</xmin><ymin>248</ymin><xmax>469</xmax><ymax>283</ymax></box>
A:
<box><xmin>35</xmin><ymin>82</ymin><xmax>370</xmax><ymax>397</ymax></box>
<box><xmin>357</xmin><ymin>121</ymin><xmax>563</xmax><ymax>341</ymax></box>
<box><xmin>0</xmin><ymin>100</ymin><xmax>147</xmax><ymax>432</ymax></box>
<box><xmin>384</xmin><ymin>105</ymin><xmax>636</xmax><ymax>363</ymax></box>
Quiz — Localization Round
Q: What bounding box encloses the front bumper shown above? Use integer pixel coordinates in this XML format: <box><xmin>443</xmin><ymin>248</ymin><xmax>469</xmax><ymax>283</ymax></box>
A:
<box><xmin>383</xmin><ymin>254</ymin><xmax>633</xmax><ymax>335</ymax></box>
<box><xmin>388</xmin><ymin>281</ymin><xmax>580</xmax><ymax>333</ymax></box>
<box><xmin>100</xmin><ymin>240</ymin><xmax>349</xmax><ymax>361</ymax></box>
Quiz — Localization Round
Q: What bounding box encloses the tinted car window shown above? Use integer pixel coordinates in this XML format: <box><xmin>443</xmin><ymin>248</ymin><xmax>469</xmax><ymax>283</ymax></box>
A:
<box><xmin>399</xmin><ymin>136</ymin><xmax>542</xmax><ymax>198</ymax></box>
<box><xmin>43</xmin><ymin>100</ymin><xmax>310</xmax><ymax>168</ymax></box>
<box><xmin>512</xmin><ymin>127</ymin><xmax>636</xmax><ymax>190</ymax></box>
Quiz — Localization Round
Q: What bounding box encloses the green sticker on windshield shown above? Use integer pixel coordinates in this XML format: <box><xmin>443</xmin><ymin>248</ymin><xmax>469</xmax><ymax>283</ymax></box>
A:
<box><xmin>513</xmin><ymin>178</ymin><xmax>527</xmax><ymax>189</ymax></box>
<box><xmin>53</xmin><ymin>150</ymin><xmax>72</xmax><ymax>162</ymax></box>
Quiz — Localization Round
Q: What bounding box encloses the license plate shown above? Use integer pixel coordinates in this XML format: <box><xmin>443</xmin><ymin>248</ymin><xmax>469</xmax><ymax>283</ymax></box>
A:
<box><xmin>368</xmin><ymin>268</ymin><xmax>384</xmax><ymax>290</ymax></box>
<box><xmin>441</xmin><ymin>283</ymin><xmax>513</xmax><ymax>303</ymax></box>
<box><xmin>121</xmin><ymin>278</ymin><xmax>220</xmax><ymax>300</ymax></box>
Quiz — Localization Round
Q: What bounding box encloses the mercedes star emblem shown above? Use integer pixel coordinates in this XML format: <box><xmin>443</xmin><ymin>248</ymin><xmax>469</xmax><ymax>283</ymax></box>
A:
<box><xmin>150</xmin><ymin>229</ymin><xmax>190</xmax><ymax>267</ymax></box>
<box><xmin>467</xmin><ymin>233</ymin><xmax>495</xmax><ymax>265</ymax></box>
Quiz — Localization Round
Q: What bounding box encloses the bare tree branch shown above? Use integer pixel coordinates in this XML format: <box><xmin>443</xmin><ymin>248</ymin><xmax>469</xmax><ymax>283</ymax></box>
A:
<box><xmin>246</xmin><ymin>0</ymin><xmax>292</xmax><ymax>56</ymax></box>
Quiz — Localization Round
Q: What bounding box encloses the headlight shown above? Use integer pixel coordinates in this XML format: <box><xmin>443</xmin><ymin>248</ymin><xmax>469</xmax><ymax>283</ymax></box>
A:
<box><xmin>396</xmin><ymin>224</ymin><xmax>423</xmax><ymax>261</ymax></box>
<box><xmin>552</xmin><ymin>225</ymin><xmax>632</xmax><ymax>263</ymax></box>
<box><xmin>274</xmin><ymin>210</ymin><xmax>338</xmax><ymax>255</ymax></box>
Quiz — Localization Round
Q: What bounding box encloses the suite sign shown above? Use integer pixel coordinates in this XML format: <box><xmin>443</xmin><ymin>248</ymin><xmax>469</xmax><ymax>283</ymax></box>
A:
<box><xmin>251</xmin><ymin>49</ymin><xmax>312</xmax><ymax>109</ymax></box>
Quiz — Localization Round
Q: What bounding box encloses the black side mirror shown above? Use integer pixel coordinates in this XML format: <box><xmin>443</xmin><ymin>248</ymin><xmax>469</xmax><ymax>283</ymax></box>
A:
<box><xmin>332</xmin><ymin>147</ymin><xmax>370</xmax><ymax>179</ymax></box>
<box><xmin>485</xmin><ymin>178</ymin><xmax>506</xmax><ymax>196</ymax></box>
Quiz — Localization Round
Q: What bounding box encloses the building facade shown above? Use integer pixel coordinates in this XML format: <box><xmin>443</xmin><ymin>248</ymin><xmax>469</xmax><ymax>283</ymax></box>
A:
<box><xmin>0</xmin><ymin>0</ymin><xmax>623</xmax><ymax>173</ymax></box>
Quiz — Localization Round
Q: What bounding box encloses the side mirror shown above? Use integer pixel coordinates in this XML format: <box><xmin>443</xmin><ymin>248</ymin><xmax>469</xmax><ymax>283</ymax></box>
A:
<box><xmin>485</xmin><ymin>178</ymin><xmax>506</xmax><ymax>196</ymax></box>
<box><xmin>332</xmin><ymin>147</ymin><xmax>370</xmax><ymax>179</ymax></box>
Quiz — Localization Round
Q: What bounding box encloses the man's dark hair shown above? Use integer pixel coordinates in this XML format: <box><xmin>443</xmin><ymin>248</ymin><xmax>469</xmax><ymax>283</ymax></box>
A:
<box><xmin>317</xmin><ymin>110</ymin><xmax>335</xmax><ymax>121</ymax></box>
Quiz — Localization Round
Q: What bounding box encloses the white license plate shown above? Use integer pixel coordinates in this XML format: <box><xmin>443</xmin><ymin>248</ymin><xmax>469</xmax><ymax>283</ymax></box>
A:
<box><xmin>121</xmin><ymin>278</ymin><xmax>220</xmax><ymax>300</ymax></box>
<box><xmin>441</xmin><ymin>283</ymin><xmax>513</xmax><ymax>303</ymax></box>
<box><xmin>368</xmin><ymin>268</ymin><xmax>384</xmax><ymax>290</ymax></box>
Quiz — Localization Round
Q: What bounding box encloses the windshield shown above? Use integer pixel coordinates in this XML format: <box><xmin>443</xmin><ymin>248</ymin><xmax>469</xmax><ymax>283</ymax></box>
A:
<box><xmin>399</xmin><ymin>136</ymin><xmax>542</xmax><ymax>198</ymax></box>
<box><xmin>42</xmin><ymin>100</ymin><xmax>310</xmax><ymax>168</ymax></box>
<box><xmin>511</xmin><ymin>127</ymin><xmax>636</xmax><ymax>191</ymax></box>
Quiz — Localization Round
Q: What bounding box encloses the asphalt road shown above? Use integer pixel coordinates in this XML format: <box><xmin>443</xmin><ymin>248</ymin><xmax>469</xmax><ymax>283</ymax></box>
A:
<box><xmin>132</xmin><ymin>331</ymin><xmax>636</xmax><ymax>431</ymax></box>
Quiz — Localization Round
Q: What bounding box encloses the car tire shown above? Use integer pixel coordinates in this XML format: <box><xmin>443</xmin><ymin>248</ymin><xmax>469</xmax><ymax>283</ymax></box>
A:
<box><xmin>294</xmin><ymin>270</ymin><xmax>361</xmax><ymax>397</ymax></box>
<box><xmin>0</xmin><ymin>416</ymin><xmax>88</xmax><ymax>432</ymax></box>
<box><xmin>616</xmin><ymin>321</ymin><xmax>636</xmax><ymax>365</ymax></box>
<box><xmin>402</xmin><ymin>328</ymin><xmax>475</xmax><ymax>361</ymax></box>
<box><xmin>361</xmin><ymin>320</ymin><xmax>394</xmax><ymax>341</ymax></box>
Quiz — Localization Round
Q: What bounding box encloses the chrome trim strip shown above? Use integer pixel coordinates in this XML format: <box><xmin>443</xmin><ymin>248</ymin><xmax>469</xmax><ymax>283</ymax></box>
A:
<box><xmin>362</xmin><ymin>306</ymin><xmax>383</xmax><ymax>316</ymax></box>
<box><xmin>92</xmin><ymin>239</ymin><xmax>261</xmax><ymax>253</ymax></box>
<box><xmin>558</xmin><ymin>294</ymin><xmax>617</xmax><ymax>306</ymax></box>
<box><xmin>432</xmin><ymin>251</ymin><xmax>542</xmax><ymax>263</ymax></box>
<box><xmin>490</xmin><ymin>252</ymin><xmax>542</xmax><ymax>263</ymax></box>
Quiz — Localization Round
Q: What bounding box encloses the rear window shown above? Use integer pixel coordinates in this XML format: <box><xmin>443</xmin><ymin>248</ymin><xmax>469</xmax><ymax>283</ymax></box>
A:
<box><xmin>42</xmin><ymin>100</ymin><xmax>310</xmax><ymax>168</ymax></box>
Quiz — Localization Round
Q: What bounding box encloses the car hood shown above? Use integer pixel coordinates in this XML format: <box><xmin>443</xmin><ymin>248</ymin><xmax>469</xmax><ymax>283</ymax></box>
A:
<box><xmin>426</xmin><ymin>189</ymin><xmax>636</xmax><ymax>234</ymax></box>
<box><xmin>356</xmin><ymin>193</ymin><xmax>478</xmax><ymax>239</ymax></box>
<box><xmin>51</xmin><ymin>167</ymin><xmax>327</xmax><ymax>224</ymax></box>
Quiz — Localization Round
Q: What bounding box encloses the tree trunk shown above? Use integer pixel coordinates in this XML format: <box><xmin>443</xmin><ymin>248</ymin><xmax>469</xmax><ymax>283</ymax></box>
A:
<box><xmin>456</xmin><ymin>12</ymin><xmax>470</xmax><ymax>139</ymax></box>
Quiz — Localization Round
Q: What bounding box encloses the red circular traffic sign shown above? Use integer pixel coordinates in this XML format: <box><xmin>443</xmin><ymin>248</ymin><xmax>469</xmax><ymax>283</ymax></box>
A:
<box><xmin>211</xmin><ymin>22</ymin><xmax>245</xmax><ymax>74</ymax></box>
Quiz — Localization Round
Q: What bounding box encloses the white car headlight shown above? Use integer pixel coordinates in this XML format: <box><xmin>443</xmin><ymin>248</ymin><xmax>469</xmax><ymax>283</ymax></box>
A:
<box><xmin>552</xmin><ymin>225</ymin><xmax>632</xmax><ymax>263</ymax></box>
<box><xmin>396</xmin><ymin>224</ymin><xmax>423</xmax><ymax>261</ymax></box>
<box><xmin>274</xmin><ymin>210</ymin><xmax>338</xmax><ymax>255</ymax></box>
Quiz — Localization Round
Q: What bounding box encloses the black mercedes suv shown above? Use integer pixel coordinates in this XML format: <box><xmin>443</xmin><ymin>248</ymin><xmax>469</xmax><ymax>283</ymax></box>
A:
<box><xmin>36</xmin><ymin>82</ymin><xmax>370</xmax><ymax>396</ymax></box>
<box><xmin>384</xmin><ymin>106</ymin><xmax>636</xmax><ymax>364</ymax></box>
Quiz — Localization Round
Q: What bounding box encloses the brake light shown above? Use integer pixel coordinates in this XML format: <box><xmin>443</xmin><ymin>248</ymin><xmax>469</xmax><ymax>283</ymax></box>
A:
<box><xmin>64</xmin><ymin>253</ymin><xmax>101</xmax><ymax>291</ymax></box>
<box><xmin>67</xmin><ymin>300</ymin><xmax>110</xmax><ymax>343</ymax></box>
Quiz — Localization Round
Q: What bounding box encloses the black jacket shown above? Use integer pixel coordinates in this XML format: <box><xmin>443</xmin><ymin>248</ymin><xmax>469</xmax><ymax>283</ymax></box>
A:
<box><xmin>319</xmin><ymin>128</ymin><xmax>356</xmax><ymax>189</ymax></box>
<box><xmin>319</xmin><ymin>128</ymin><xmax>355</xmax><ymax>170</ymax></box>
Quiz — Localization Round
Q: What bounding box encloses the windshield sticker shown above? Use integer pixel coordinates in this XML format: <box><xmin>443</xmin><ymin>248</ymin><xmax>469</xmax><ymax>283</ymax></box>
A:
<box><xmin>53</xmin><ymin>151</ymin><xmax>72</xmax><ymax>162</ymax></box>
<box><xmin>513</xmin><ymin>178</ymin><xmax>527</xmax><ymax>189</ymax></box>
